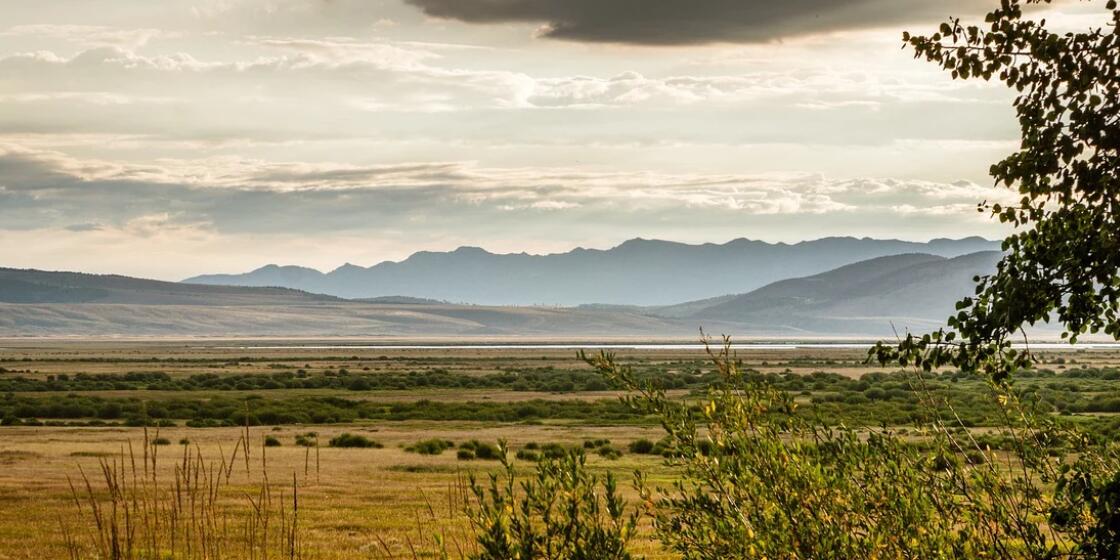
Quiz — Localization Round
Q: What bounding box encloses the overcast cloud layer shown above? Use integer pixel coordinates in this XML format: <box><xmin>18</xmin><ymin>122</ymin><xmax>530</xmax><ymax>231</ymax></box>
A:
<box><xmin>406</xmin><ymin>0</ymin><xmax>988</xmax><ymax>45</ymax></box>
<box><xmin>0</xmin><ymin>0</ymin><xmax>1103</xmax><ymax>280</ymax></box>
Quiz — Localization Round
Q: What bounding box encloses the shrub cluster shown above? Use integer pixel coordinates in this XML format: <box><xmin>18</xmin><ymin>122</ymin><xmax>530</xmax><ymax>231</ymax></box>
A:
<box><xmin>457</xmin><ymin>440</ymin><xmax>501</xmax><ymax>461</ymax></box>
<box><xmin>404</xmin><ymin>438</ymin><xmax>455</xmax><ymax>455</ymax></box>
<box><xmin>328</xmin><ymin>433</ymin><xmax>382</xmax><ymax>448</ymax></box>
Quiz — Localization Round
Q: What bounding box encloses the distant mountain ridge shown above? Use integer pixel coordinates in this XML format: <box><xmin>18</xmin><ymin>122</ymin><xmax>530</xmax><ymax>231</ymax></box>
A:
<box><xmin>0</xmin><ymin>250</ymin><xmax>1010</xmax><ymax>337</ymax></box>
<box><xmin>662</xmin><ymin>251</ymin><xmax>1005</xmax><ymax>334</ymax></box>
<box><xmin>183</xmin><ymin>236</ymin><xmax>1001</xmax><ymax>306</ymax></box>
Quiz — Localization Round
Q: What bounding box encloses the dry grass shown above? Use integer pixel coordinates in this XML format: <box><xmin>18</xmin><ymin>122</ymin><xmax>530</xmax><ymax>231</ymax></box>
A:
<box><xmin>0</xmin><ymin>423</ymin><xmax>668</xmax><ymax>560</ymax></box>
<box><xmin>2</xmin><ymin>341</ymin><xmax>1118</xmax><ymax>559</ymax></box>
<box><xmin>60</xmin><ymin>427</ymin><xmax>304</xmax><ymax>560</ymax></box>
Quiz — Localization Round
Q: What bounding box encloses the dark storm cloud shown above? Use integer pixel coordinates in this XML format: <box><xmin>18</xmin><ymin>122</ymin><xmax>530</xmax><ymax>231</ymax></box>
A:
<box><xmin>404</xmin><ymin>0</ymin><xmax>985</xmax><ymax>44</ymax></box>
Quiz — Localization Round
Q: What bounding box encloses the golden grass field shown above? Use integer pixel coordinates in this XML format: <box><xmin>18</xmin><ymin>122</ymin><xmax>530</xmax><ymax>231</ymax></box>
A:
<box><xmin>2</xmin><ymin>340</ymin><xmax>1119</xmax><ymax>559</ymax></box>
<box><xmin>0</xmin><ymin>423</ymin><xmax>671</xmax><ymax>559</ymax></box>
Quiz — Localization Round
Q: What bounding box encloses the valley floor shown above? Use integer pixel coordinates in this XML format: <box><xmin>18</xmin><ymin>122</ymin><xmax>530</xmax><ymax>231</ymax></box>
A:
<box><xmin>1</xmin><ymin>341</ymin><xmax>1119</xmax><ymax>559</ymax></box>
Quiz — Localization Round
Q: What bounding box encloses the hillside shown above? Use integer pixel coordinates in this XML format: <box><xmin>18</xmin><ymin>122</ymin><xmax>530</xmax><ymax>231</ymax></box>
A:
<box><xmin>183</xmin><ymin>237</ymin><xmax>1000</xmax><ymax>306</ymax></box>
<box><xmin>663</xmin><ymin>252</ymin><xmax>1004</xmax><ymax>334</ymax></box>
<box><xmin>0</xmin><ymin>268</ymin><xmax>338</xmax><ymax>306</ymax></box>
<box><xmin>0</xmin><ymin>252</ymin><xmax>1006</xmax><ymax>337</ymax></box>
<box><xmin>0</xmin><ymin>267</ymin><xmax>695</xmax><ymax>336</ymax></box>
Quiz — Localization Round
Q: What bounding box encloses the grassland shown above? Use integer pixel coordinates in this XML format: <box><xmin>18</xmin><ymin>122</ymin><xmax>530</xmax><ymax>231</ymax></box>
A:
<box><xmin>1</xmin><ymin>340</ymin><xmax>1119</xmax><ymax>559</ymax></box>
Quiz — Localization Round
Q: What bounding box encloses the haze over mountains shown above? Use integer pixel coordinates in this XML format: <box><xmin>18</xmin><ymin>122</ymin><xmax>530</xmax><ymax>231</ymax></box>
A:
<box><xmin>0</xmin><ymin>267</ymin><xmax>688</xmax><ymax>337</ymax></box>
<box><xmin>656</xmin><ymin>251</ymin><xmax>1003</xmax><ymax>335</ymax></box>
<box><xmin>0</xmin><ymin>238</ymin><xmax>1010</xmax><ymax>338</ymax></box>
<box><xmin>185</xmin><ymin>237</ymin><xmax>1001</xmax><ymax>306</ymax></box>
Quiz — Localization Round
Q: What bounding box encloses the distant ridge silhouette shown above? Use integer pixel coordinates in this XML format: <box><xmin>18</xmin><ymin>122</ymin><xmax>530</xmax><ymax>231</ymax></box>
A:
<box><xmin>183</xmin><ymin>236</ymin><xmax>1000</xmax><ymax>306</ymax></box>
<box><xmin>0</xmin><ymin>250</ymin><xmax>1011</xmax><ymax>337</ymax></box>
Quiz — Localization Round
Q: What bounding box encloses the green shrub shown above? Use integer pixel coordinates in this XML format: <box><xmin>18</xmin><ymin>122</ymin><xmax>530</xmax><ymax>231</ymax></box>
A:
<box><xmin>627</xmin><ymin>438</ymin><xmax>655</xmax><ymax>454</ymax></box>
<box><xmin>295</xmin><ymin>432</ymin><xmax>317</xmax><ymax>447</ymax></box>
<box><xmin>466</xmin><ymin>444</ymin><xmax>638</xmax><ymax>560</ymax></box>
<box><xmin>515</xmin><ymin>449</ymin><xmax>540</xmax><ymax>462</ymax></box>
<box><xmin>569</xmin><ymin>343</ymin><xmax>1120</xmax><ymax>559</ymax></box>
<box><xmin>151</xmin><ymin>437</ymin><xmax>171</xmax><ymax>446</ymax></box>
<box><xmin>582</xmin><ymin>438</ymin><xmax>610</xmax><ymax>449</ymax></box>
<box><xmin>459</xmin><ymin>440</ymin><xmax>501</xmax><ymax>461</ymax></box>
<box><xmin>540</xmin><ymin>443</ymin><xmax>568</xmax><ymax>460</ymax></box>
<box><xmin>328</xmin><ymin>433</ymin><xmax>381</xmax><ymax>449</ymax></box>
<box><xmin>457</xmin><ymin>449</ymin><xmax>475</xmax><ymax>461</ymax></box>
<box><xmin>595</xmin><ymin>445</ymin><xmax>622</xmax><ymax>460</ymax></box>
<box><xmin>404</xmin><ymin>438</ymin><xmax>455</xmax><ymax>455</ymax></box>
<box><xmin>263</xmin><ymin>435</ymin><xmax>281</xmax><ymax>447</ymax></box>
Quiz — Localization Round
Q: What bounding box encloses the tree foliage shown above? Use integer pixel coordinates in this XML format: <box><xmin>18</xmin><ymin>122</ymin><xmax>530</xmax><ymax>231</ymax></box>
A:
<box><xmin>871</xmin><ymin>0</ymin><xmax>1120</xmax><ymax>381</ymax></box>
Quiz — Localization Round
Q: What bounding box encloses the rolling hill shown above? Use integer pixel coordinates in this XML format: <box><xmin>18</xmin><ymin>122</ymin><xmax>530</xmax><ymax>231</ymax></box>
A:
<box><xmin>0</xmin><ymin>251</ymin><xmax>1006</xmax><ymax>337</ymax></box>
<box><xmin>0</xmin><ymin>268</ymin><xmax>339</xmax><ymax>306</ymax></box>
<box><xmin>0</xmin><ymin>267</ymin><xmax>689</xmax><ymax>337</ymax></box>
<box><xmin>661</xmin><ymin>251</ymin><xmax>1005</xmax><ymax>334</ymax></box>
<box><xmin>183</xmin><ymin>236</ymin><xmax>1000</xmax><ymax>306</ymax></box>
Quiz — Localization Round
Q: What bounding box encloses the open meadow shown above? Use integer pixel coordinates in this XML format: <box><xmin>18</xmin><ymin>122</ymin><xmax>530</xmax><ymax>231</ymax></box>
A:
<box><xmin>2</xmin><ymin>340</ymin><xmax>1120</xmax><ymax>559</ymax></box>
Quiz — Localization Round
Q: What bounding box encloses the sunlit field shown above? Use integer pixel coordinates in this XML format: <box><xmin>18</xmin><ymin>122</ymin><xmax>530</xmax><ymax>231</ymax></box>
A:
<box><xmin>2</xmin><ymin>341</ymin><xmax>1120</xmax><ymax>559</ymax></box>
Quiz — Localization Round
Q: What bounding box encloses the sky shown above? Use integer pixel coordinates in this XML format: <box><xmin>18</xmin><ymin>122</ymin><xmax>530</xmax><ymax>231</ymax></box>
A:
<box><xmin>0</xmin><ymin>0</ymin><xmax>1106</xmax><ymax>280</ymax></box>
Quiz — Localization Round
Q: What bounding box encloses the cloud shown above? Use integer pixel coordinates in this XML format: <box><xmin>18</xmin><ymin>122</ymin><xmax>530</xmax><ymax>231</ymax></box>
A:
<box><xmin>0</xmin><ymin>145</ymin><xmax>1014</xmax><ymax>278</ymax></box>
<box><xmin>0</xmin><ymin>41</ymin><xmax>1010</xmax><ymax>157</ymax></box>
<box><xmin>0</xmin><ymin>145</ymin><xmax>1015</xmax><ymax>232</ymax></box>
<box><xmin>64</xmin><ymin>222</ymin><xmax>103</xmax><ymax>232</ymax></box>
<box><xmin>0</xmin><ymin>24</ymin><xmax>167</xmax><ymax>50</ymax></box>
<box><xmin>404</xmin><ymin>0</ymin><xmax>986</xmax><ymax>45</ymax></box>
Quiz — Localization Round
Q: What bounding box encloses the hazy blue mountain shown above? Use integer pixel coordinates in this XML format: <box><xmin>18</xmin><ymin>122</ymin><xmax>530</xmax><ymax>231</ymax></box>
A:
<box><xmin>659</xmin><ymin>251</ymin><xmax>1005</xmax><ymax>335</ymax></box>
<box><xmin>0</xmin><ymin>251</ymin><xmax>1021</xmax><ymax>338</ymax></box>
<box><xmin>183</xmin><ymin>236</ymin><xmax>1001</xmax><ymax>306</ymax></box>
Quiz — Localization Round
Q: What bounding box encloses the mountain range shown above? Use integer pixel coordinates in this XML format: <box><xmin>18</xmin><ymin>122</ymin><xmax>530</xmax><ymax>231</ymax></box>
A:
<box><xmin>0</xmin><ymin>243</ymin><xmax>1009</xmax><ymax>338</ymax></box>
<box><xmin>656</xmin><ymin>251</ymin><xmax>1002</xmax><ymax>334</ymax></box>
<box><xmin>184</xmin><ymin>237</ymin><xmax>1001</xmax><ymax>306</ymax></box>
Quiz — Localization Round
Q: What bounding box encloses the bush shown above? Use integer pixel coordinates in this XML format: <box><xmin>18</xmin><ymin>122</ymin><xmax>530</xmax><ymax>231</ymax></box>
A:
<box><xmin>466</xmin><ymin>445</ymin><xmax>638</xmax><ymax>560</ymax></box>
<box><xmin>515</xmin><ymin>449</ymin><xmax>540</xmax><ymax>461</ymax></box>
<box><xmin>458</xmin><ymin>440</ymin><xmax>501</xmax><ymax>461</ymax></box>
<box><xmin>151</xmin><ymin>437</ymin><xmax>171</xmax><ymax>446</ymax></box>
<box><xmin>627</xmin><ymin>438</ymin><xmax>655</xmax><ymax>454</ymax></box>
<box><xmin>263</xmin><ymin>435</ymin><xmax>281</xmax><ymax>447</ymax></box>
<box><xmin>404</xmin><ymin>438</ymin><xmax>455</xmax><ymax>455</ymax></box>
<box><xmin>328</xmin><ymin>433</ymin><xmax>382</xmax><ymax>448</ymax></box>
<box><xmin>583</xmin><ymin>438</ymin><xmax>611</xmax><ymax>449</ymax></box>
<box><xmin>540</xmin><ymin>443</ymin><xmax>568</xmax><ymax>460</ymax></box>
<box><xmin>295</xmin><ymin>432</ymin><xmax>317</xmax><ymax>447</ymax></box>
<box><xmin>457</xmin><ymin>449</ymin><xmax>475</xmax><ymax>461</ymax></box>
<box><xmin>595</xmin><ymin>445</ymin><xmax>622</xmax><ymax>460</ymax></box>
<box><xmin>563</xmin><ymin>342</ymin><xmax>1120</xmax><ymax>559</ymax></box>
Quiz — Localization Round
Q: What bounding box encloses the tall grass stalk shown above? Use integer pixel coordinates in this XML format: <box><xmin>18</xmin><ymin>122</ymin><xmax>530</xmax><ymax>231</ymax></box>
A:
<box><xmin>62</xmin><ymin>429</ymin><xmax>306</xmax><ymax>560</ymax></box>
